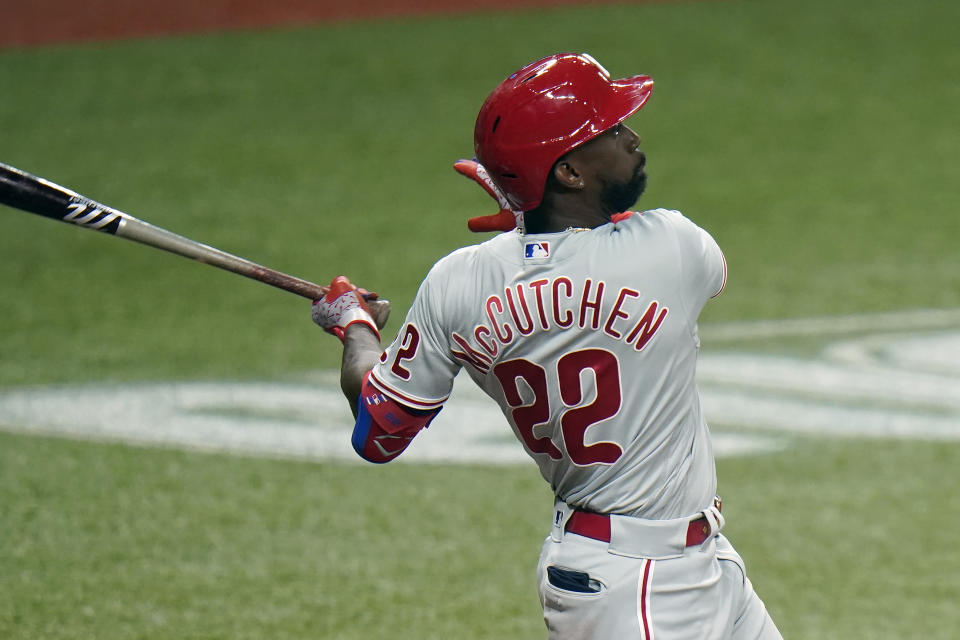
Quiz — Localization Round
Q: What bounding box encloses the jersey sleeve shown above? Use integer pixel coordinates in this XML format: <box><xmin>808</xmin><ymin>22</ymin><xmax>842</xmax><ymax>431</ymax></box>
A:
<box><xmin>368</xmin><ymin>265</ymin><xmax>462</xmax><ymax>411</ymax></box>
<box><xmin>660</xmin><ymin>209</ymin><xmax>727</xmax><ymax>316</ymax></box>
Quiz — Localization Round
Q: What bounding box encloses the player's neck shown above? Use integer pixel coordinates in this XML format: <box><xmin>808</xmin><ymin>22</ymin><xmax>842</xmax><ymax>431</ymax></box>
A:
<box><xmin>524</xmin><ymin>199</ymin><xmax>612</xmax><ymax>234</ymax></box>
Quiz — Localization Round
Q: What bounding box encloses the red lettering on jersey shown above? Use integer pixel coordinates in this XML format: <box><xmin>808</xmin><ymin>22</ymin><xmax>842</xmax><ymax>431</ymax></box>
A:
<box><xmin>579</xmin><ymin>279</ymin><xmax>605</xmax><ymax>330</ymax></box>
<box><xmin>603</xmin><ymin>287</ymin><xmax>640</xmax><ymax>339</ymax></box>
<box><xmin>557</xmin><ymin>349</ymin><xmax>623</xmax><ymax>465</ymax></box>
<box><xmin>391</xmin><ymin>324</ymin><xmax>421</xmax><ymax>380</ymax></box>
<box><xmin>493</xmin><ymin>359</ymin><xmax>563</xmax><ymax>460</ymax></box>
<box><xmin>528</xmin><ymin>279</ymin><xmax>551</xmax><ymax>331</ymax></box>
<box><xmin>451</xmin><ymin>331</ymin><xmax>492</xmax><ymax>373</ymax></box>
<box><xmin>485</xmin><ymin>294</ymin><xmax>513</xmax><ymax>345</ymax></box>
<box><xmin>626</xmin><ymin>301</ymin><xmax>668</xmax><ymax>351</ymax></box>
<box><xmin>474</xmin><ymin>325</ymin><xmax>498</xmax><ymax>357</ymax></box>
<box><xmin>505</xmin><ymin>284</ymin><xmax>535</xmax><ymax>336</ymax></box>
<box><xmin>553</xmin><ymin>277</ymin><xmax>574</xmax><ymax>328</ymax></box>
<box><xmin>462</xmin><ymin>278</ymin><xmax>665</xmax><ymax>362</ymax></box>
<box><xmin>492</xmin><ymin>351</ymin><xmax>625</xmax><ymax>467</ymax></box>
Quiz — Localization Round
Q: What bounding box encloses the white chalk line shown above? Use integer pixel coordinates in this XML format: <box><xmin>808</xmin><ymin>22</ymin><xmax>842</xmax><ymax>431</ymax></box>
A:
<box><xmin>0</xmin><ymin>378</ymin><xmax>781</xmax><ymax>464</ymax></box>
<box><xmin>0</xmin><ymin>307</ymin><xmax>957</xmax><ymax>463</ymax></box>
<box><xmin>701</xmin><ymin>307</ymin><xmax>960</xmax><ymax>342</ymax></box>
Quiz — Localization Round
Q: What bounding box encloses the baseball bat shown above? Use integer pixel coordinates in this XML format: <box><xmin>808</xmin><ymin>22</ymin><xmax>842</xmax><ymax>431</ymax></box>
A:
<box><xmin>0</xmin><ymin>162</ymin><xmax>328</xmax><ymax>300</ymax></box>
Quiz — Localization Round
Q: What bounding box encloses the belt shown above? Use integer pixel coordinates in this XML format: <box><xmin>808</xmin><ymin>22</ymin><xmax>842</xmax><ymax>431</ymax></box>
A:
<box><xmin>565</xmin><ymin>503</ymin><xmax>720</xmax><ymax>547</ymax></box>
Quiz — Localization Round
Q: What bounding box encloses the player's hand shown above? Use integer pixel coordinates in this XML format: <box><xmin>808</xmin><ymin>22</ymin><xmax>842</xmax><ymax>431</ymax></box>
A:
<box><xmin>366</xmin><ymin>298</ymin><xmax>391</xmax><ymax>331</ymax></box>
<box><xmin>351</xmin><ymin>285</ymin><xmax>390</xmax><ymax>330</ymax></box>
<box><xmin>312</xmin><ymin>276</ymin><xmax>382</xmax><ymax>343</ymax></box>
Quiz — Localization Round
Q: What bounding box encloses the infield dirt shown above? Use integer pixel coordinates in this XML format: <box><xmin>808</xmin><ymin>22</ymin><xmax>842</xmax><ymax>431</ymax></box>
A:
<box><xmin>0</xmin><ymin>0</ymin><xmax>696</xmax><ymax>48</ymax></box>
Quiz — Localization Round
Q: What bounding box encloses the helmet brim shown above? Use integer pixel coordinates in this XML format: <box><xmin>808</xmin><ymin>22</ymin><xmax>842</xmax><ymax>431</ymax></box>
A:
<box><xmin>600</xmin><ymin>74</ymin><xmax>654</xmax><ymax>130</ymax></box>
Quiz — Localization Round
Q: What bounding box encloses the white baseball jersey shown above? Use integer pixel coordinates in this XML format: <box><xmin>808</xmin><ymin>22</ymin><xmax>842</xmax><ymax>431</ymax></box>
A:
<box><xmin>369</xmin><ymin>209</ymin><xmax>726</xmax><ymax>520</ymax></box>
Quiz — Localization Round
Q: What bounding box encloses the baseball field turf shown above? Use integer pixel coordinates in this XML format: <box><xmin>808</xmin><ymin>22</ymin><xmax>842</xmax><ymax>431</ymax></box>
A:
<box><xmin>1</xmin><ymin>0</ymin><xmax>958</xmax><ymax>637</ymax></box>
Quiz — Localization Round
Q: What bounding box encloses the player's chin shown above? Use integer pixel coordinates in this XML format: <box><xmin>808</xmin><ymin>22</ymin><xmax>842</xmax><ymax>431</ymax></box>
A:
<box><xmin>634</xmin><ymin>170</ymin><xmax>647</xmax><ymax>197</ymax></box>
<box><xmin>625</xmin><ymin>171</ymin><xmax>648</xmax><ymax>206</ymax></box>
<box><xmin>601</xmin><ymin>166</ymin><xmax>648</xmax><ymax>213</ymax></box>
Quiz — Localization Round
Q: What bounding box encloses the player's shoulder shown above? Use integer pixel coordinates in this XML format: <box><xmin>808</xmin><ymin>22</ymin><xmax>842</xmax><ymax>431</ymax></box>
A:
<box><xmin>619</xmin><ymin>207</ymin><xmax>691</xmax><ymax>225</ymax></box>
<box><xmin>423</xmin><ymin>231</ymin><xmax>515</xmax><ymax>283</ymax></box>
<box><xmin>614</xmin><ymin>207</ymin><xmax>703</xmax><ymax>236</ymax></box>
<box><xmin>429</xmin><ymin>235</ymin><xmax>494</xmax><ymax>271</ymax></box>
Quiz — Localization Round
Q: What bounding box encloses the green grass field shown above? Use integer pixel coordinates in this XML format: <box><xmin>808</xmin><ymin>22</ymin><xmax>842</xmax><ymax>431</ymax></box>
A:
<box><xmin>2</xmin><ymin>0</ymin><xmax>959</xmax><ymax>637</ymax></box>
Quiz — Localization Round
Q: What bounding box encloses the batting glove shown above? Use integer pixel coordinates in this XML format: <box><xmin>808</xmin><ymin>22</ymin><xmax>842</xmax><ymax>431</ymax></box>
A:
<box><xmin>453</xmin><ymin>159</ymin><xmax>524</xmax><ymax>233</ymax></box>
<box><xmin>312</xmin><ymin>276</ymin><xmax>380</xmax><ymax>343</ymax></box>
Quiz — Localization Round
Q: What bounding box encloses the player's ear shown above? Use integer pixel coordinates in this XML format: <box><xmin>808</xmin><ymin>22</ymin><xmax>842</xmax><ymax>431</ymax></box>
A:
<box><xmin>553</xmin><ymin>160</ymin><xmax>585</xmax><ymax>190</ymax></box>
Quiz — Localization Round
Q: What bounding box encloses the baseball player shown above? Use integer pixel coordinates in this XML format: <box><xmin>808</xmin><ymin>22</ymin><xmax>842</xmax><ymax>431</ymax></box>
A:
<box><xmin>312</xmin><ymin>53</ymin><xmax>783</xmax><ymax>639</ymax></box>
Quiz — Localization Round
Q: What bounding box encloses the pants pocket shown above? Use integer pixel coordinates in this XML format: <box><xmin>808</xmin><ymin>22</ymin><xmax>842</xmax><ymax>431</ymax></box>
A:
<box><xmin>546</xmin><ymin>565</ymin><xmax>604</xmax><ymax>594</ymax></box>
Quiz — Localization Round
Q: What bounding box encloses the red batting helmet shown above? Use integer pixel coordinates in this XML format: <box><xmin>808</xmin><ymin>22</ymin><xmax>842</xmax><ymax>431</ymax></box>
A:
<box><xmin>474</xmin><ymin>53</ymin><xmax>654</xmax><ymax>212</ymax></box>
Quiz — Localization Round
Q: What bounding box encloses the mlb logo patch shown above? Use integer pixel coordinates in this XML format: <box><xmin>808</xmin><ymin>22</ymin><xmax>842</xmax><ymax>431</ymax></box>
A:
<box><xmin>525</xmin><ymin>241</ymin><xmax>550</xmax><ymax>258</ymax></box>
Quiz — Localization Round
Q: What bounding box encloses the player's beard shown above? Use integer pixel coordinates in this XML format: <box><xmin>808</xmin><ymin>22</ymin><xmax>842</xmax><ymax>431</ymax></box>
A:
<box><xmin>600</xmin><ymin>165</ymin><xmax>647</xmax><ymax>215</ymax></box>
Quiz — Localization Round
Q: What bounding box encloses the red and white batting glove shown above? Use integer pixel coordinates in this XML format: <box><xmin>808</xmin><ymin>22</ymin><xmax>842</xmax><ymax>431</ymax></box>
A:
<box><xmin>453</xmin><ymin>159</ymin><xmax>524</xmax><ymax>233</ymax></box>
<box><xmin>311</xmin><ymin>276</ymin><xmax>380</xmax><ymax>343</ymax></box>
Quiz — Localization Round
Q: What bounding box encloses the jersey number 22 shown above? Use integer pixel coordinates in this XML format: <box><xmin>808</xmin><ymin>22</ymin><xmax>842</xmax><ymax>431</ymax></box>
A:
<box><xmin>493</xmin><ymin>349</ymin><xmax>624</xmax><ymax>466</ymax></box>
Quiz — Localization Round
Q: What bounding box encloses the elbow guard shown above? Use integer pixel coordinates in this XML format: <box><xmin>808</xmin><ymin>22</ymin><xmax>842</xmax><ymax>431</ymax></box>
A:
<box><xmin>351</xmin><ymin>374</ymin><xmax>440</xmax><ymax>463</ymax></box>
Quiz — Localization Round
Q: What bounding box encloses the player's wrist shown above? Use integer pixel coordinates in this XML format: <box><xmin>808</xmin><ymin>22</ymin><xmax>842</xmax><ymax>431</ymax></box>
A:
<box><xmin>342</xmin><ymin>316</ymin><xmax>380</xmax><ymax>341</ymax></box>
